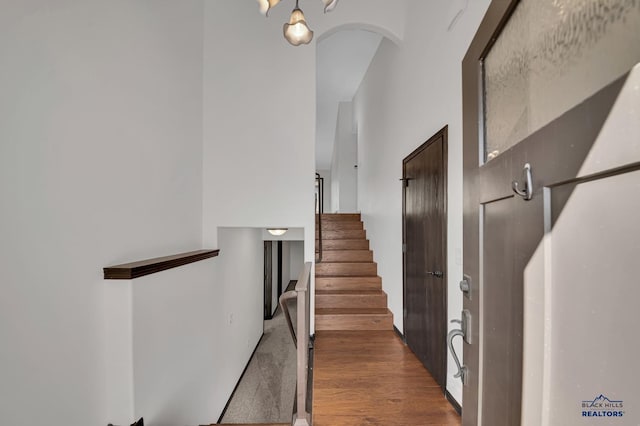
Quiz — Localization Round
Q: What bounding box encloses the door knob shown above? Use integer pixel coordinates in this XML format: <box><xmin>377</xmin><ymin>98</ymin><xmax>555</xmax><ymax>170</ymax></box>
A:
<box><xmin>426</xmin><ymin>270</ymin><xmax>444</xmax><ymax>278</ymax></box>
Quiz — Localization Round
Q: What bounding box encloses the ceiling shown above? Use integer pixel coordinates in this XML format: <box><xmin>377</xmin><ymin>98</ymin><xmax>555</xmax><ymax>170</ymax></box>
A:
<box><xmin>316</xmin><ymin>29</ymin><xmax>383</xmax><ymax>170</ymax></box>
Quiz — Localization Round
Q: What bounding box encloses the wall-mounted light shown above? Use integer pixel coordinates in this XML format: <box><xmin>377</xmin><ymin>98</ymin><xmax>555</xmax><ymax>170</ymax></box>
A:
<box><xmin>257</xmin><ymin>0</ymin><xmax>339</xmax><ymax>46</ymax></box>
<box><xmin>268</xmin><ymin>228</ymin><xmax>288</xmax><ymax>236</ymax></box>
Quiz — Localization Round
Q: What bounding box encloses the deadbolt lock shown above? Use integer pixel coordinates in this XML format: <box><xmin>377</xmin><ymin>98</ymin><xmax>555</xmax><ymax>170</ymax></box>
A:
<box><xmin>460</xmin><ymin>274</ymin><xmax>472</xmax><ymax>300</ymax></box>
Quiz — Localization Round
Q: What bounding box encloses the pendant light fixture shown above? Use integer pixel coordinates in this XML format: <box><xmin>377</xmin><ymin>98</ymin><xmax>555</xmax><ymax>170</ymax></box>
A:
<box><xmin>257</xmin><ymin>0</ymin><xmax>281</xmax><ymax>16</ymax></box>
<box><xmin>257</xmin><ymin>0</ymin><xmax>339</xmax><ymax>46</ymax></box>
<box><xmin>322</xmin><ymin>0</ymin><xmax>338</xmax><ymax>13</ymax></box>
<box><xmin>283</xmin><ymin>1</ymin><xmax>313</xmax><ymax>46</ymax></box>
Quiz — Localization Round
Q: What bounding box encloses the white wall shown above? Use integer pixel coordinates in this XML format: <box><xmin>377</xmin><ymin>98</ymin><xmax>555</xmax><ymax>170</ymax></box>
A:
<box><xmin>331</xmin><ymin>144</ymin><xmax>341</xmax><ymax>213</ymax></box>
<box><xmin>282</xmin><ymin>241</ymin><xmax>291</xmax><ymax>290</ymax></box>
<box><xmin>353</xmin><ymin>0</ymin><xmax>491</xmax><ymax>404</ymax></box>
<box><xmin>0</xmin><ymin>0</ymin><xmax>486</xmax><ymax>422</ymax></box>
<box><xmin>201</xmin><ymin>0</ymin><xmax>407</xmax><ymax>332</ymax></box>
<box><xmin>106</xmin><ymin>229</ymin><xmax>264</xmax><ymax>426</ymax></box>
<box><xmin>132</xmin><ymin>228</ymin><xmax>263</xmax><ymax>426</ymax></box>
<box><xmin>199</xmin><ymin>0</ymin><xmax>407</xmax><ymax>245</ymax></box>
<box><xmin>330</xmin><ymin>102</ymin><xmax>358</xmax><ymax>213</ymax></box>
<box><xmin>289</xmin><ymin>241</ymin><xmax>305</xmax><ymax>282</ymax></box>
<box><xmin>0</xmin><ymin>1</ymin><xmax>205</xmax><ymax>425</ymax></box>
<box><xmin>202</xmin><ymin>0</ymin><xmax>316</xmax><ymax>262</ymax></box>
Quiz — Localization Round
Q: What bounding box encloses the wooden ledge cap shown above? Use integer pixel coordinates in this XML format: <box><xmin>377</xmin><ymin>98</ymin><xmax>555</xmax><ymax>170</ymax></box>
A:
<box><xmin>103</xmin><ymin>249</ymin><xmax>219</xmax><ymax>280</ymax></box>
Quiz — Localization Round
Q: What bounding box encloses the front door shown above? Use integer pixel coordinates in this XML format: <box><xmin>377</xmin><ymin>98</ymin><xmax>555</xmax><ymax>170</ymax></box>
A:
<box><xmin>403</xmin><ymin>127</ymin><xmax>448</xmax><ymax>390</ymax></box>
<box><xmin>462</xmin><ymin>1</ymin><xmax>640</xmax><ymax>425</ymax></box>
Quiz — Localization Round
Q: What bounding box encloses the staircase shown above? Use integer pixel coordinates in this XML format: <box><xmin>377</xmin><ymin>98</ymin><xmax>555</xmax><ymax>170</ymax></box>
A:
<box><xmin>315</xmin><ymin>213</ymin><xmax>393</xmax><ymax>331</ymax></box>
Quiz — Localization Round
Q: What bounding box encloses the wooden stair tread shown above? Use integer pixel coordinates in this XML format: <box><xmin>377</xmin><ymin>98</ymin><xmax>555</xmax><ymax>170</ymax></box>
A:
<box><xmin>316</xmin><ymin>308</ymin><xmax>390</xmax><ymax>315</ymax></box>
<box><xmin>315</xmin><ymin>309</ymin><xmax>393</xmax><ymax>331</ymax></box>
<box><xmin>319</xmin><ymin>221</ymin><xmax>363</xmax><ymax>230</ymax></box>
<box><xmin>315</xmin><ymin>271</ymin><xmax>377</xmax><ymax>275</ymax></box>
<box><xmin>317</xmin><ymin>213</ymin><xmax>361</xmax><ymax>221</ymax></box>
<box><xmin>315</xmin><ymin>276</ymin><xmax>382</xmax><ymax>291</ymax></box>
<box><xmin>320</xmin><ymin>249</ymin><xmax>372</xmax><ymax>252</ymax></box>
<box><xmin>318</xmin><ymin>249</ymin><xmax>373</xmax><ymax>263</ymax></box>
<box><xmin>315</xmin><ymin>276</ymin><xmax>381</xmax><ymax>281</ymax></box>
<box><xmin>320</xmin><ymin>247</ymin><xmax>371</xmax><ymax>251</ymax></box>
<box><xmin>315</xmin><ymin>289</ymin><xmax>388</xmax><ymax>309</ymax></box>
<box><xmin>316</xmin><ymin>290</ymin><xmax>384</xmax><ymax>295</ymax></box>
<box><xmin>315</xmin><ymin>262</ymin><xmax>377</xmax><ymax>277</ymax></box>
<box><xmin>316</xmin><ymin>259</ymin><xmax>373</xmax><ymax>262</ymax></box>
<box><xmin>317</xmin><ymin>239</ymin><xmax>369</xmax><ymax>250</ymax></box>
<box><xmin>316</xmin><ymin>230</ymin><xmax>366</xmax><ymax>239</ymax></box>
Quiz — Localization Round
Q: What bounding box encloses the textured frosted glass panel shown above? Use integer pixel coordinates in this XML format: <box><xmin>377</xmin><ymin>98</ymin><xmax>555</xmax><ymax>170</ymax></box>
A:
<box><xmin>484</xmin><ymin>0</ymin><xmax>640</xmax><ymax>162</ymax></box>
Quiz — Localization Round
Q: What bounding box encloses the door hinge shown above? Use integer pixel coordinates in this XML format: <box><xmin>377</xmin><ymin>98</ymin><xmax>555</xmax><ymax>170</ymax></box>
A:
<box><xmin>402</xmin><ymin>243</ymin><xmax>406</xmax><ymax>253</ymax></box>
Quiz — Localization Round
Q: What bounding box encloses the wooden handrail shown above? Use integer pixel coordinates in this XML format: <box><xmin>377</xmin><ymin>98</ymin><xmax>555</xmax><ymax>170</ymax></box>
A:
<box><xmin>317</xmin><ymin>212</ymin><xmax>323</xmax><ymax>262</ymax></box>
<box><xmin>316</xmin><ymin>173</ymin><xmax>323</xmax><ymax>263</ymax></box>
<box><xmin>280</xmin><ymin>291</ymin><xmax>297</xmax><ymax>346</ymax></box>
<box><xmin>279</xmin><ymin>262</ymin><xmax>312</xmax><ymax>426</ymax></box>
<box><xmin>103</xmin><ymin>249</ymin><xmax>219</xmax><ymax>280</ymax></box>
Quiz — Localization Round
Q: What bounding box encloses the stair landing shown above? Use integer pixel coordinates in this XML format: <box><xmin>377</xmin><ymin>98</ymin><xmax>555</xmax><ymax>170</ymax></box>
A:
<box><xmin>312</xmin><ymin>331</ymin><xmax>461</xmax><ymax>425</ymax></box>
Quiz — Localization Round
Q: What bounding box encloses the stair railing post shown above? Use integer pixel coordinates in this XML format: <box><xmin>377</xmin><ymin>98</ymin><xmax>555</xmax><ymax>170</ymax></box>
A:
<box><xmin>292</xmin><ymin>262</ymin><xmax>312</xmax><ymax>426</ymax></box>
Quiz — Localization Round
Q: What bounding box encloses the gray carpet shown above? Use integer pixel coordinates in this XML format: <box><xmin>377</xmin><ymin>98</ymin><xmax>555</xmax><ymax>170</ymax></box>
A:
<box><xmin>220</xmin><ymin>300</ymin><xmax>297</xmax><ymax>424</ymax></box>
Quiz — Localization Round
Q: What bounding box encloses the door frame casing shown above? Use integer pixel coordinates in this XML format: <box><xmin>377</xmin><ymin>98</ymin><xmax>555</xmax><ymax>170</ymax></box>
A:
<box><xmin>264</xmin><ymin>241</ymin><xmax>273</xmax><ymax>320</ymax></box>
<box><xmin>401</xmin><ymin>125</ymin><xmax>449</xmax><ymax>389</ymax></box>
<box><xmin>277</xmin><ymin>240</ymin><xmax>283</xmax><ymax>298</ymax></box>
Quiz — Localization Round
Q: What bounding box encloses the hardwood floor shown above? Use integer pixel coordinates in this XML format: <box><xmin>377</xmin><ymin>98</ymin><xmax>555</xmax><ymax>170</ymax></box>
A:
<box><xmin>313</xmin><ymin>214</ymin><xmax>458</xmax><ymax>425</ymax></box>
<box><xmin>213</xmin><ymin>424</ymin><xmax>287</xmax><ymax>426</ymax></box>
<box><xmin>312</xmin><ymin>331</ymin><xmax>461</xmax><ymax>426</ymax></box>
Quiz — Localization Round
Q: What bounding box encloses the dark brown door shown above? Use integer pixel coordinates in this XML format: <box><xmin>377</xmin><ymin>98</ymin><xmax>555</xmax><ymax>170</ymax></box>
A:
<box><xmin>403</xmin><ymin>127</ymin><xmax>448</xmax><ymax>389</ymax></box>
<box><xmin>264</xmin><ymin>241</ymin><xmax>273</xmax><ymax>320</ymax></box>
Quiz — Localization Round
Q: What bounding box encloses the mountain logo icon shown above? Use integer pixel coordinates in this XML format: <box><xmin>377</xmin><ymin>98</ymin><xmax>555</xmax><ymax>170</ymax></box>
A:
<box><xmin>582</xmin><ymin>394</ymin><xmax>623</xmax><ymax>407</ymax></box>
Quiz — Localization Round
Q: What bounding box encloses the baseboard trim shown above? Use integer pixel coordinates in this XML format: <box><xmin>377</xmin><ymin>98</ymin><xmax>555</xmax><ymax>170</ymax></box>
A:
<box><xmin>445</xmin><ymin>390</ymin><xmax>462</xmax><ymax>415</ymax></box>
<box><xmin>217</xmin><ymin>333</ymin><xmax>265</xmax><ymax>423</ymax></box>
<box><xmin>393</xmin><ymin>325</ymin><xmax>406</xmax><ymax>343</ymax></box>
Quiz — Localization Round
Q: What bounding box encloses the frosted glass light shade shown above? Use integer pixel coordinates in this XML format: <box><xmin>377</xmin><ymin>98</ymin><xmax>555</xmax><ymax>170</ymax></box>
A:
<box><xmin>322</xmin><ymin>0</ymin><xmax>339</xmax><ymax>13</ymax></box>
<box><xmin>268</xmin><ymin>228</ymin><xmax>288</xmax><ymax>236</ymax></box>
<box><xmin>283</xmin><ymin>8</ymin><xmax>314</xmax><ymax>46</ymax></box>
<box><xmin>257</xmin><ymin>0</ymin><xmax>281</xmax><ymax>16</ymax></box>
